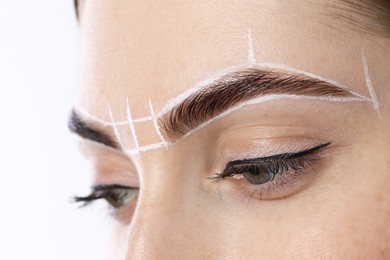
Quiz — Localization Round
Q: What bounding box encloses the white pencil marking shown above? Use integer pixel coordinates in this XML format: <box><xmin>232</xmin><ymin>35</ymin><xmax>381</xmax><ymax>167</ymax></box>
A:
<box><xmin>133</xmin><ymin>116</ymin><xmax>153</xmax><ymax>123</ymax></box>
<box><xmin>76</xmin><ymin>62</ymin><xmax>373</xmax><ymax>155</ymax></box>
<box><xmin>74</xmin><ymin>105</ymin><xmax>114</xmax><ymax>126</ymax></box>
<box><xmin>362</xmin><ymin>51</ymin><xmax>380</xmax><ymax>114</ymax></box>
<box><xmin>75</xmin><ymin>105</ymin><xmax>152</xmax><ymax>126</ymax></box>
<box><xmin>108</xmin><ymin>105</ymin><xmax>124</xmax><ymax>148</ymax></box>
<box><xmin>126</xmin><ymin>97</ymin><xmax>140</xmax><ymax>154</ymax></box>
<box><xmin>248</xmin><ymin>29</ymin><xmax>256</xmax><ymax>64</ymax></box>
<box><xmin>148</xmin><ymin>99</ymin><xmax>168</xmax><ymax>146</ymax></box>
<box><xmin>177</xmin><ymin>94</ymin><xmax>369</xmax><ymax>142</ymax></box>
<box><xmin>125</xmin><ymin>142</ymin><xmax>167</xmax><ymax>155</ymax></box>
<box><xmin>158</xmin><ymin>63</ymin><xmax>371</xmax><ymax>117</ymax></box>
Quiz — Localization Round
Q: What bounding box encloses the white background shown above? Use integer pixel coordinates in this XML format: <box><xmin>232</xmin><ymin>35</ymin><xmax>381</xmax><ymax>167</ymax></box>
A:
<box><xmin>0</xmin><ymin>1</ymin><xmax>111</xmax><ymax>259</ymax></box>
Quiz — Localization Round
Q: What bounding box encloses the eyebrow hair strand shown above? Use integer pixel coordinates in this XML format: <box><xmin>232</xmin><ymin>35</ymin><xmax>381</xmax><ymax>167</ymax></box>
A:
<box><xmin>175</xmin><ymin>94</ymin><xmax>367</xmax><ymax>143</ymax></box>
<box><xmin>157</xmin><ymin>63</ymin><xmax>370</xmax><ymax>118</ymax></box>
<box><xmin>159</xmin><ymin>67</ymin><xmax>371</xmax><ymax>141</ymax></box>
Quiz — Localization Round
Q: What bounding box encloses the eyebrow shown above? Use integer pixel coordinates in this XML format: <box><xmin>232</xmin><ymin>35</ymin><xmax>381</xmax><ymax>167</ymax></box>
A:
<box><xmin>68</xmin><ymin>111</ymin><xmax>119</xmax><ymax>149</ymax></box>
<box><xmin>158</xmin><ymin>68</ymin><xmax>363</xmax><ymax>141</ymax></box>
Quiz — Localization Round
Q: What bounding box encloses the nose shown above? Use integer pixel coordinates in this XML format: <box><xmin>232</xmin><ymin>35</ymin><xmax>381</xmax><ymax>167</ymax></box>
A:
<box><xmin>124</xmin><ymin>154</ymin><xmax>214</xmax><ymax>259</ymax></box>
<box><xmin>125</xmin><ymin>195</ymin><xmax>195</xmax><ymax>259</ymax></box>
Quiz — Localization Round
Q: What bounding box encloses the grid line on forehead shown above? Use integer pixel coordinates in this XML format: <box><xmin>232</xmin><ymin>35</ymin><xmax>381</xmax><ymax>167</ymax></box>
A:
<box><xmin>248</xmin><ymin>29</ymin><xmax>256</xmax><ymax>65</ymax></box>
<box><xmin>71</xmin><ymin>31</ymin><xmax>378</xmax><ymax>154</ymax></box>
<box><xmin>74</xmin><ymin>62</ymin><xmax>371</xmax><ymax>128</ymax></box>
<box><xmin>72</xmin><ymin>61</ymin><xmax>374</xmax><ymax>156</ymax></box>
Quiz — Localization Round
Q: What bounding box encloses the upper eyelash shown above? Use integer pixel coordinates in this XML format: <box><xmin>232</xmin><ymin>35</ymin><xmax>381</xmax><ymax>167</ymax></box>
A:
<box><xmin>212</xmin><ymin>142</ymin><xmax>330</xmax><ymax>180</ymax></box>
<box><xmin>73</xmin><ymin>184</ymin><xmax>136</xmax><ymax>207</ymax></box>
<box><xmin>227</xmin><ymin>142</ymin><xmax>330</xmax><ymax>166</ymax></box>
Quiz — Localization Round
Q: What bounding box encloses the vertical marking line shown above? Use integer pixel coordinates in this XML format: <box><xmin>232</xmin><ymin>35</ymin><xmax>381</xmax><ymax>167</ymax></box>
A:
<box><xmin>248</xmin><ymin>29</ymin><xmax>256</xmax><ymax>65</ymax></box>
<box><xmin>362</xmin><ymin>51</ymin><xmax>380</xmax><ymax>115</ymax></box>
<box><xmin>126</xmin><ymin>97</ymin><xmax>140</xmax><ymax>154</ymax></box>
<box><xmin>108</xmin><ymin>105</ymin><xmax>124</xmax><ymax>148</ymax></box>
<box><xmin>148</xmin><ymin>99</ymin><xmax>168</xmax><ymax>146</ymax></box>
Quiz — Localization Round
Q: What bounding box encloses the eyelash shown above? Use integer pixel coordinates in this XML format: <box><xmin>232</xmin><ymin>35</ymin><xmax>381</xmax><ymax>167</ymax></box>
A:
<box><xmin>74</xmin><ymin>143</ymin><xmax>330</xmax><ymax>209</ymax></box>
<box><xmin>210</xmin><ymin>142</ymin><xmax>330</xmax><ymax>200</ymax></box>
<box><xmin>73</xmin><ymin>184</ymin><xmax>138</xmax><ymax>209</ymax></box>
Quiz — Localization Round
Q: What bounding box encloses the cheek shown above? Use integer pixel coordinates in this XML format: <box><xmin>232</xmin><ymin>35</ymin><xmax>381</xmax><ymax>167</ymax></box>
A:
<box><xmin>283</xmin><ymin>186</ymin><xmax>390</xmax><ymax>258</ymax></box>
<box><xmin>215</xmin><ymin>177</ymin><xmax>390</xmax><ymax>258</ymax></box>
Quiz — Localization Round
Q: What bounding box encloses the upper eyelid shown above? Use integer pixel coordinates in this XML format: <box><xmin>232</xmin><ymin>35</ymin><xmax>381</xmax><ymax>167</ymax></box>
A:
<box><xmin>225</xmin><ymin>142</ymin><xmax>331</xmax><ymax>168</ymax></box>
<box><xmin>92</xmin><ymin>184</ymin><xmax>137</xmax><ymax>192</ymax></box>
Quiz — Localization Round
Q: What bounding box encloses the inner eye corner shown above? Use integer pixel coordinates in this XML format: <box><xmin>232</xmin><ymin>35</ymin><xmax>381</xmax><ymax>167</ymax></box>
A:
<box><xmin>206</xmin><ymin>173</ymin><xmax>226</xmax><ymax>183</ymax></box>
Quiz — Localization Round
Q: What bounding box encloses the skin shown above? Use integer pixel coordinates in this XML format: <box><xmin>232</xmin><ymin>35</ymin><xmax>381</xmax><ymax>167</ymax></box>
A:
<box><xmin>75</xmin><ymin>0</ymin><xmax>390</xmax><ymax>259</ymax></box>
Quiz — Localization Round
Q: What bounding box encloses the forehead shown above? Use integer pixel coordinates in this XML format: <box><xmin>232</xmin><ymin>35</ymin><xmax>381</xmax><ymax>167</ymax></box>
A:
<box><xmin>76</xmin><ymin>0</ymin><xmax>365</xmax><ymax>119</ymax></box>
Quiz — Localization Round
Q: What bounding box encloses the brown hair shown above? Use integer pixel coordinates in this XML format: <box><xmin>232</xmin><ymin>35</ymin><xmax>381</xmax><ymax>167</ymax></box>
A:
<box><xmin>74</xmin><ymin>0</ymin><xmax>390</xmax><ymax>37</ymax></box>
<box><xmin>319</xmin><ymin>0</ymin><xmax>390</xmax><ymax>37</ymax></box>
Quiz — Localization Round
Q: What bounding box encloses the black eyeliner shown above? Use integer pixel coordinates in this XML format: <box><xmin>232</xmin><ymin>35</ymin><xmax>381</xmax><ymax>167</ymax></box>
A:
<box><xmin>225</xmin><ymin>142</ymin><xmax>331</xmax><ymax>168</ymax></box>
<box><xmin>92</xmin><ymin>184</ymin><xmax>136</xmax><ymax>192</ymax></box>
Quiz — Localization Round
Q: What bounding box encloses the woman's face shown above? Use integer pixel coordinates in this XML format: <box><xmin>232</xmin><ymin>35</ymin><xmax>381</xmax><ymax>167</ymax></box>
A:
<box><xmin>73</xmin><ymin>0</ymin><xmax>390</xmax><ymax>258</ymax></box>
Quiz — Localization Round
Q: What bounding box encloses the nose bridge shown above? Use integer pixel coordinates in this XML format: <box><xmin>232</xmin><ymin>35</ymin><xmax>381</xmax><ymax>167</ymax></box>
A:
<box><xmin>125</xmin><ymin>152</ymin><xmax>204</xmax><ymax>259</ymax></box>
<box><xmin>125</xmin><ymin>195</ymin><xmax>186</xmax><ymax>259</ymax></box>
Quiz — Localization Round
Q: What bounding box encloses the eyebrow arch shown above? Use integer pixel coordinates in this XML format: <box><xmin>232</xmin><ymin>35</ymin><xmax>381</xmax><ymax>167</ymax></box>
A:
<box><xmin>68</xmin><ymin>111</ymin><xmax>119</xmax><ymax>149</ymax></box>
<box><xmin>159</xmin><ymin>67</ymin><xmax>369</xmax><ymax>141</ymax></box>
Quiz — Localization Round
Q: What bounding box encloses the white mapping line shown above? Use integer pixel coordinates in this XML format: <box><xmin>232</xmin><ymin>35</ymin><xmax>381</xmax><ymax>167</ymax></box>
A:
<box><xmin>157</xmin><ymin>62</ymin><xmax>371</xmax><ymax>118</ymax></box>
<box><xmin>362</xmin><ymin>51</ymin><xmax>380</xmax><ymax>114</ymax></box>
<box><xmin>75</xmin><ymin>105</ymin><xmax>129</xmax><ymax>126</ymax></box>
<box><xmin>177</xmin><ymin>94</ymin><xmax>370</xmax><ymax>142</ymax></box>
<box><xmin>126</xmin><ymin>97</ymin><xmax>140</xmax><ymax>154</ymax></box>
<box><xmin>108</xmin><ymin>105</ymin><xmax>124</xmax><ymax>148</ymax></box>
<box><xmin>148</xmin><ymin>99</ymin><xmax>168</xmax><ymax>146</ymax></box>
<box><xmin>77</xmin><ymin>92</ymin><xmax>370</xmax><ymax>154</ymax></box>
<box><xmin>133</xmin><ymin>116</ymin><xmax>153</xmax><ymax>123</ymax></box>
<box><xmin>75</xmin><ymin>104</ymin><xmax>153</xmax><ymax>126</ymax></box>
<box><xmin>76</xmin><ymin>62</ymin><xmax>371</xmax><ymax>127</ymax></box>
<box><xmin>257</xmin><ymin>63</ymin><xmax>371</xmax><ymax>102</ymax></box>
<box><xmin>76</xmin><ymin>61</ymin><xmax>373</xmax><ymax>155</ymax></box>
<box><xmin>126</xmin><ymin>93</ymin><xmax>369</xmax><ymax>154</ymax></box>
<box><xmin>248</xmin><ymin>29</ymin><xmax>256</xmax><ymax>64</ymax></box>
<box><xmin>75</xmin><ymin>105</ymin><xmax>113</xmax><ymax>126</ymax></box>
<box><xmin>125</xmin><ymin>142</ymin><xmax>168</xmax><ymax>155</ymax></box>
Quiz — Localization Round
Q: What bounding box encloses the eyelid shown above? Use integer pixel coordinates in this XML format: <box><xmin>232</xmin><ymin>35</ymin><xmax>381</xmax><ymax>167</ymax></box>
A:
<box><xmin>78</xmin><ymin>143</ymin><xmax>140</xmax><ymax>189</ymax></box>
<box><xmin>73</xmin><ymin>184</ymin><xmax>138</xmax><ymax>207</ymax></box>
<box><xmin>209</xmin><ymin>142</ymin><xmax>332</xmax><ymax>201</ymax></box>
<box><xmin>226</xmin><ymin>142</ymin><xmax>331</xmax><ymax>167</ymax></box>
<box><xmin>92</xmin><ymin>184</ymin><xmax>138</xmax><ymax>191</ymax></box>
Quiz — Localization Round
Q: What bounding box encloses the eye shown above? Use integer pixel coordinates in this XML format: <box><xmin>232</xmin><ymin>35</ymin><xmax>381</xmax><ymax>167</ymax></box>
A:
<box><xmin>73</xmin><ymin>184</ymin><xmax>139</xmax><ymax>209</ymax></box>
<box><xmin>211</xmin><ymin>142</ymin><xmax>330</xmax><ymax>200</ymax></box>
<box><xmin>232</xmin><ymin>164</ymin><xmax>277</xmax><ymax>185</ymax></box>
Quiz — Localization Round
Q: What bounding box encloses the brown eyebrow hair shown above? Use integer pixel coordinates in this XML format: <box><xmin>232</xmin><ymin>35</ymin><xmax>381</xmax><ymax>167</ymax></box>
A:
<box><xmin>158</xmin><ymin>68</ymin><xmax>358</xmax><ymax>141</ymax></box>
